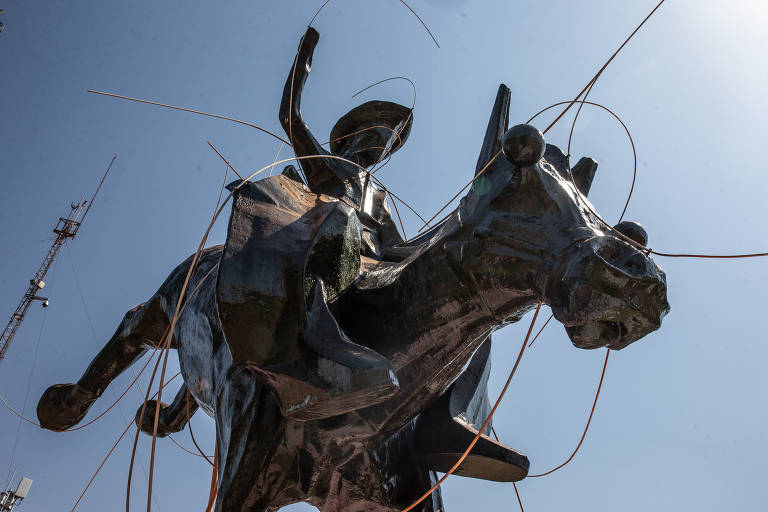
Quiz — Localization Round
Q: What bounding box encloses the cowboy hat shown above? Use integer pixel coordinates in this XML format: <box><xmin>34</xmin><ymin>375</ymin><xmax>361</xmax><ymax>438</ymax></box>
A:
<box><xmin>330</xmin><ymin>100</ymin><xmax>413</xmax><ymax>156</ymax></box>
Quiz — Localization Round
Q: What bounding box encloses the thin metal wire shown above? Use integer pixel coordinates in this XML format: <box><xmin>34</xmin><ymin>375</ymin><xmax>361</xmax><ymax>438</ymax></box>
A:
<box><xmin>205</xmin><ymin>444</ymin><xmax>219</xmax><ymax>512</ymax></box>
<box><xmin>87</xmin><ymin>89</ymin><xmax>291</xmax><ymax>145</ymax></box>
<box><xmin>412</xmin><ymin>0</ymin><xmax>667</xmax><ymax>238</ymax></box>
<box><xmin>512</xmin><ymin>482</ymin><xmax>525</xmax><ymax>512</ymax></box>
<box><xmin>307</xmin><ymin>0</ymin><xmax>439</xmax><ymax>48</ymax></box>
<box><xmin>400</xmin><ymin>302</ymin><xmax>542</xmax><ymax>512</ymax></box>
<box><xmin>186</xmin><ymin>393</ymin><xmax>214</xmax><ymax>465</ymax></box>
<box><xmin>489</xmin><ymin>427</ymin><xmax>525</xmax><ymax>511</ymax></box>
<box><xmin>397</xmin><ymin>0</ymin><xmax>440</xmax><ymax>48</ymax></box>
<box><xmin>413</xmin><ymin>149</ymin><xmax>501</xmax><ymax>235</ymax></box>
<box><xmin>71</xmin><ymin>372</ymin><xmax>180</xmax><ymax>512</ymax></box>
<box><xmin>528</xmin><ymin>348</ymin><xmax>610</xmax><ymax>478</ymax></box>
<box><xmin>542</xmin><ymin>0</ymin><xmax>666</xmax><ymax>134</ymax></box>
<box><xmin>207</xmin><ymin>143</ymin><xmax>244</xmax><ymax>180</ymax></box>
<box><xmin>268</xmin><ymin>142</ymin><xmax>285</xmax><ymax>177</ymax></box>
<box><xmin>527</xmin><ymin>99</ymin><xmax>636</xmax><ymax>222</ymax></box>
<box><xmin>527</xmin><ymin>313</ymin><xmax>554</xmax><ymax>348</ymax></box>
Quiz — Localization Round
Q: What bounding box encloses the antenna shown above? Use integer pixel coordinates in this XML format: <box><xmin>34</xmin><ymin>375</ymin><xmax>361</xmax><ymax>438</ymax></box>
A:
<box><xmin>0</xmin><ymin>156</ymin><xmax>117</xmax><ymax>362</ymax></box>
<box><xmin>0</xmin><ymin>477</ymin><xmax>32</xmax><ymax>511</ymax></box>
<box><xmin>75</xmin><ymin>155</ymin><xmax>116</xmax><ymax>232</ymax></box>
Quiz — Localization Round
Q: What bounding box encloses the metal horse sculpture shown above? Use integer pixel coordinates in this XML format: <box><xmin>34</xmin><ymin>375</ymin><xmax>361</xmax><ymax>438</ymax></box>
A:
<box><xmin>37</xmin><ymin>28</ymin><xmax>669</xmax><ymax>512</ymax></box>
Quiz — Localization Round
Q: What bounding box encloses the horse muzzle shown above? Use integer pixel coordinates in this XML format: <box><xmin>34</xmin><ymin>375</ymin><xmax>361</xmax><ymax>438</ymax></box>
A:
<box><xmin>546</xmin><ymin>235</ymin><xmax>670</xmax><ymax>350</ymax></box>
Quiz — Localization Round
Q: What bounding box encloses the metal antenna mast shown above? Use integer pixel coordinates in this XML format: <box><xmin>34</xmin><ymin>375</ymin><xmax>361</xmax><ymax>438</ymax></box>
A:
<box><xmin>0</xmin><ymin>156</ymin><xmax>116</xmax><ymax>362</ymax></box>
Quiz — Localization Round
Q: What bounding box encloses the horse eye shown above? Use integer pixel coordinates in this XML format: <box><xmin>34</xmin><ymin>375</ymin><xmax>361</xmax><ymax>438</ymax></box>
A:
<box><xmin>502</xmin><ymin>124</ymin><xmax>545</xmax><ymax>166</ymax></box>
<box><xmin>613</xmin><ymin>221</ymin><xmax>648</xmax><ymax>247</ymax></box>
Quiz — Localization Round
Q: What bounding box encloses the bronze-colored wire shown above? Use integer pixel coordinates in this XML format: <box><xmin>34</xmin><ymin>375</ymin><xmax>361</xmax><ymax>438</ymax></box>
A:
<box><xmin>528</xmin><ymin>348</ymin><xmax>610</xmax><ymax>477</ymax></box>
<box><xmin>371</xmin><ymin>151</ymin><xmax>393</xmax><ymax>175</ymax></box>
<box><xmin>126</xmin><ymin>328</ymin><xmax>172</xmax><ymax>512</ymax></box>
<box><xmin>527</xmin><ymin>313</ymin><xmax>554</xmax><ymax>348</ymax></box>
<box><xmin>412</xmin><ymin>0</ymin><xmax>666</xmax><ymax>238</ymax></box>
<box><xmin>397</xmin><ymin>0</ymin><xmax>440</xmax><ymax>48</ymax></box>
<box><xmin>527</xmin><ymin>99</ymin><xmax>636</xmax><ymax>222</ymax></box>
<box><xmin>651</xmin><ymin>249</ymin><xmax>768</xmax><ymax>259</ymax></box>
<box><xmin>71</xmin><ymin>420</ymin><xmax>134</xmax><ymax>511</ymax></box>
<box><xmin>127</xmin><ymin>246</ymin><xmax>222</xmax><ymax>511</ymax></box>
<box><xmin>214</xmin><ymin>164</ymin><xmax>230</xmax><ymax>212</ymax></box>
<box><xmin>132</xmin><ymin>150</ymin><xmax>248</xmax><ymax>511</ymax></box>
<box><xmin>489</xmin><ymin>427</ymin><xmax>525</xmax><ymax>512</ymax></box>
<box><xmin>308</xmin><ymin>0</ymin><xmax>439</xmax><ymax>48</ymax></box>
<box><xmin>72</xmin><ymin>371</ymin><xmax>180</xmax><ymax>512</ymax></box>
<box><xmin>542</xmin><ymin>0</ymin><xmax>666</xmax><ymax>135</ymax></box>
<box><xmin>187</xmin><ymin>393</ymin><xmax>214</xmax><ymax>465</ymax></box>
<box><xmin>308</xmin><ymin>0</ymin><xmax>333</xmax><ymax>27</ymax></box>
<box><xmin>87</xmin><ymin>89</ymin><xmax>290</xmax><ymax>145</ymax></box>
<box><xmin>512</xmin><ymin>482</ymin><xmax>525</xmax><ymax>512</ymax></box>
<box><xmin>207</xmin><ymin>142</ymin><xmax>244</xmax><ymax>180</ymax></box>
<box><xmin>205</xmin><ymin>444</ymin><xmax>219</xmax><ymax>512</ymax></box>
<box><xmin>0</xmin><ymin>392</ymin><xmax>39</xmax><ymax>426</ymax></box>
<box><xmin>352</xmin><ymin>76</ymin><xmax>416</xmax><ymax>101</ymax></box>
<box><xmin>400</xmin><ymin>302</ymin><xmax>542</xmax><ymax>512</ymax></box>
<box><xmin>414</xmin><ymin>149</ymin><xmax>501</xmax><ymax>234</ymax></box>
<box><xmin>387</xmin><ymin>189</ymin><xmax>408</xmax><ymax>239</ymax></box>
<box><xmin>268</xmin><ymin>142</ymin><xmax>286</xmax><ymax>177</ymax></box>
<box><xmin>168</xmin><ymin>433</ymin><xmax>209</xmax><ymax>460</ymax></box>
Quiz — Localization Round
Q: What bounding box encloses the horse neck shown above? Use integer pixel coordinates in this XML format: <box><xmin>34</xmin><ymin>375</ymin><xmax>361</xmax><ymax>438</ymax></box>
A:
<box><xmin>335</xmin><ymin>214</ymin><xmax>541</xmax><ymax>429</ymax></box>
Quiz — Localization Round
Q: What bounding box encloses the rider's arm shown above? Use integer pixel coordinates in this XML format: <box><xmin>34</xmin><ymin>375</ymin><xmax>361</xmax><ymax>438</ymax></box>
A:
<box><xmin>279</xmin><ymin>27</ymin><xmax>339</xmax><ymax>191</ymax></box>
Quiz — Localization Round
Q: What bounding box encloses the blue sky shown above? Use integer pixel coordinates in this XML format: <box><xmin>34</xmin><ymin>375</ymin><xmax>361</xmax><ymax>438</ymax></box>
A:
<box><xmin>1</xmin><ymin>0</ymin><xmax>767</xmax><ymax>510</ymax></box>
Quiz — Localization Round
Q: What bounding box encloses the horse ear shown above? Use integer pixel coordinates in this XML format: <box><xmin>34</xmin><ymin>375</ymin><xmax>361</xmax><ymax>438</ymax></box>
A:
<box><xmin>571</xmin><ymin>157</ymin><xmax>598</xmax><ymax>196</ymax></box>
<box><xmin>475</xmin><ymin>84</ymin><xmax>510</xmax><ymax>176</ymax></box>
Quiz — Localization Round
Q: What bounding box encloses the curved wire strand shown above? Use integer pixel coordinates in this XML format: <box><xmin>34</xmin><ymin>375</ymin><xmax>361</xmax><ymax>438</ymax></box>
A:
<box><xmin>400</xmin><ymin>302</ymin><xmax>542</xmax><ymax>512</ymax></box>
<box><xmin>528</xmin><ymin>348</ymin><xmax>610</xmax><ymax>477</ymax></box>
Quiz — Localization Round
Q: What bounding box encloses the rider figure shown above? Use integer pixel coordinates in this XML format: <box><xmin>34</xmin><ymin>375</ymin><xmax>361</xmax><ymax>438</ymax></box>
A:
<box><xmin>279</xmin><ymin>27</ymin><xmax>413</xmax><ymax>217</ymax></box>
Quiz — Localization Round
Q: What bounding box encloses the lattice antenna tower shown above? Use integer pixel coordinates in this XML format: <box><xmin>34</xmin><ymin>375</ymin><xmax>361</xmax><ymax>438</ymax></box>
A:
<box><xmin>0</xmin><ymin>156</ymin><xmax>116</xmax><ymax>362</ymax></box>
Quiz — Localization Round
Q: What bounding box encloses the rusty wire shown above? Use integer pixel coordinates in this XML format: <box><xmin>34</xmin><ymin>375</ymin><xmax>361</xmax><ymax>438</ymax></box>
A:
<box><xmin>308</xmin><ymin>0</ymin><xmax>439</xmax><ymax>47</ymax></box>
<box><xmin>186</xmin><ymin>393</ymin><xmax>214</xmax><ymax>465</ymax></box>
<box><xmin>71</xmin><ymin>371</ymin><xmax>181</xmax><ymax>512</ymax></box>
<box><xmin>87</xmin><ymin>89</ymin><xmax>291</xmax><ymax>145</ymax></box>
<box><xmin>414</xmin><ymin>0</ymin><xmax>667</xmax><ymax>236</ymax></box>
<box><xmin>205</xmin><ymin>444</ymin><xmax>219</xmax><ymax>512</ymax></box>
<box><xmin>528</xmin><ymin>349</ymin><xmax>610</xmax><ymax>477</ymax></box>
<box><xmin>400</xmin><ymin>301</ymin><xmax>543</xmax><ymax>512</ymax></box>
<box><xmin>527</xmin><ymin>99</ymin><xmax>637</xmax><ymax>223</ymax></box>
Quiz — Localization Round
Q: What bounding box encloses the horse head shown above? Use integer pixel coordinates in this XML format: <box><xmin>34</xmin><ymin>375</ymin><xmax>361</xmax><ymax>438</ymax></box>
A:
<box><xmin>458</xmin><ymin>85</ymin><xmax>669</xmax><ymax>350</ymax></box>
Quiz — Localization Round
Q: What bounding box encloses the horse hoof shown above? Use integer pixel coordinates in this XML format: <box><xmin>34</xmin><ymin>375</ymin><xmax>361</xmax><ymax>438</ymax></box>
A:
<box><xmin>134</xmin><ymin>400</ymin><xmax>173</xmax><ymax>437</ymax></box>
<box><xmin>37</xmin><ymin>383</ymin><xmax>98</xmax><ymax>431</ymax></box>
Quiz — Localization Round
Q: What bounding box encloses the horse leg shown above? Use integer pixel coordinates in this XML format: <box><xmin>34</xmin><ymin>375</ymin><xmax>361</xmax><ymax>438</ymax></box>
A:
<box><xmin>135</xmin><ymin>385</ymin><xmax>199</xmax><ymax>437</ymax></box>
<box><xmin>37</xmin><ymin>295</ymin><xmax>169</xmax><ymax>431</ymax></box>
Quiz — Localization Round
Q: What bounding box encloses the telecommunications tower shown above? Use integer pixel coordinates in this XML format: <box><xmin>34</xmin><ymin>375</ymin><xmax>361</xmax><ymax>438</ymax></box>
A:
<box><xmin>0</xmin><ymin>156</ymin><xmax>116</xmax><ymax>362</ymax></box>
<box><xmin>0</xmin><ymin>477</ymin><xmax>32</xmax><ymax>511</ymax></box>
